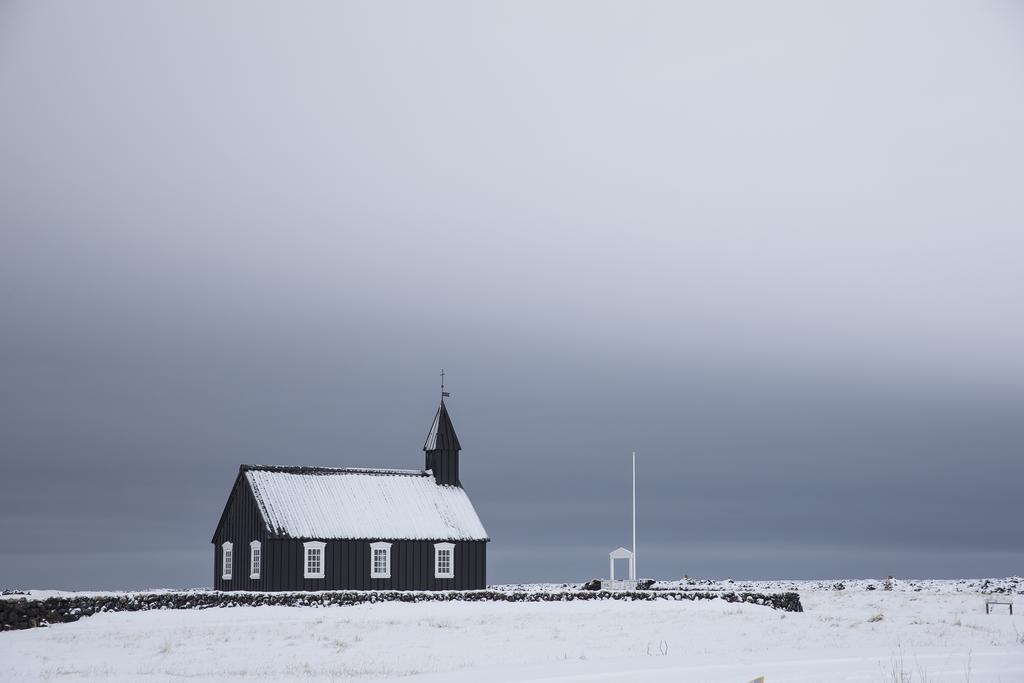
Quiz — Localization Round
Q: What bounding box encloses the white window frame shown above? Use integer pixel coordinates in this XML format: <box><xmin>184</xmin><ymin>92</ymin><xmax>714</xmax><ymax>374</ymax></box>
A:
<box><xmin>303</xmin><ymin>540</ymin><xmax>326</xmax><ymax>579</ymax></box>
<box><xmin>434</xmin><ymin>542</ymin><xmax>454</xmax><ymax>579</ymax></box>
<box><xmin>370</xmin><ymin>542</ymin><xmax>391</xmax><ymax>579</ymax></box>
<box><xmin>221</xmin><ymin>541</ymin><xmax>233</xmax><ymax>580</ymax></box>
<box><xmin>250</xmin><ymin>540</ymin><xmax>261</xmax><ymax>579</ymax></box>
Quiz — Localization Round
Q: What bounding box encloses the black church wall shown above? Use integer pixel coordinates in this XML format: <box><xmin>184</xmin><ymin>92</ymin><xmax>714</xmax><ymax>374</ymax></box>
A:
<box><xmin>213</xmin><ymin>475</ymin><xmax>487</xmax><ymax>591</ymax></box>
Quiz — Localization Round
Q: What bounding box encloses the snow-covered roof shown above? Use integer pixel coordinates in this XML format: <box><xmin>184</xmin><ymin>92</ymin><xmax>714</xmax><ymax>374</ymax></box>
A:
<box><xmin>243</xmin><ymin>465</ymin><xmax>489</xmax><ymax>541</ymax></box>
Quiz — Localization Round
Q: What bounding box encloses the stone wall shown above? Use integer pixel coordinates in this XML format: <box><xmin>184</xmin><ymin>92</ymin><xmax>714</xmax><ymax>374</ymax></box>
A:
<box><xmin>1</xmin><ymin>589</ymin><xmax>802</xmax><ymax>631</ymax></box>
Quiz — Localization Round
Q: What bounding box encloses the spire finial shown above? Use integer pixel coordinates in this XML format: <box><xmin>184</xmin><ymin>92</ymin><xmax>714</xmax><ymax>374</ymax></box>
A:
<box><xmin>440</xmin><ymin>368</ymin><xmax>450</xmax><ymax>399</ymax></box>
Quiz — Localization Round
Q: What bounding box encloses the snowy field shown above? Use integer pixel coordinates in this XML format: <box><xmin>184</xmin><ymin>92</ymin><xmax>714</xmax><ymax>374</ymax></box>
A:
<box><xmin>1</xmin><ymin>580</ymin><xmax>1022</xmax><ymax>682</ymax></box>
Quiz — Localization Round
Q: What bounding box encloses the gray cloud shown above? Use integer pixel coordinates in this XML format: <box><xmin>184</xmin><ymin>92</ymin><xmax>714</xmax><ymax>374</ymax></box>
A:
<box><xmin>1</xmin><ymin>0</ymin><xmax>1022</xmax><ymax>589</ymax></box>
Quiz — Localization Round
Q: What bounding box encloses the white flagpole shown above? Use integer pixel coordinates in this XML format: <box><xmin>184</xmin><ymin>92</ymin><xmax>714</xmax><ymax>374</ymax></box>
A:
<box><xmin>632</xmin><ymin>451</ymin><xmax>636</xmax><ymax>581</ymax></box>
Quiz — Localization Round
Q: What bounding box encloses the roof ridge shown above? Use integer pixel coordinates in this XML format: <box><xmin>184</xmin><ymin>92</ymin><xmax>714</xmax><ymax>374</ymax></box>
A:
<box><xmin>241</xmin><ymin>464</ymin><xmax>428</xmax><ymax>477</ymax></box>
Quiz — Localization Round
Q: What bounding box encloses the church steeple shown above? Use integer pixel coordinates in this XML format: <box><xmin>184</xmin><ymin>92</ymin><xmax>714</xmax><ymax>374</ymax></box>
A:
<box><xmin>423</xmin><ymin>375</ymin><xmax>462</xmax><ymax>486</ymax></box>
<box><xmin>423</xmin><ymin>399</ymin><xmax>462</xmax><ymax>453</ymax></box>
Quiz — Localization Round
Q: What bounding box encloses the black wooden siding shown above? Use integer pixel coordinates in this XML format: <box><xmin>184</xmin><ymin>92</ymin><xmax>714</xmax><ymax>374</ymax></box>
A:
<box><xmin>425</xmin><ymin>449</ymin><xmax>460</xmax><ymax>487</ymax></box>
<box><xmin>212</xmin><ymin>474</ymin><xmax>487</xmax><ymax>591</ymax></box>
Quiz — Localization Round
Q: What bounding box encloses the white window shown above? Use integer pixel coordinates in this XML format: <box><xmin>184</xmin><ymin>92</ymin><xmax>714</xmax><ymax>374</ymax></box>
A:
<box><xmin>221</xmin><ymin>541</ymin><xmax>233</xmax><ymax>580</ymax></box>
<box><xmin>304</xmin><ymin>540</ymin><xmax>326</xmax><ymax>579</ymax></box>
<box><xmin>250</xmin><ymin>540</ymin><xmax>261</xmax><ymax>579</ymax></box>
<box><xmin>434</xmin><ymin>542</ymin><xmax>454</xmax><ymax>579</ymax></box>
<box><xmin>370</xmin><ymin>542</ymin><xmax>391</xmax><ymax>579</ymax></box>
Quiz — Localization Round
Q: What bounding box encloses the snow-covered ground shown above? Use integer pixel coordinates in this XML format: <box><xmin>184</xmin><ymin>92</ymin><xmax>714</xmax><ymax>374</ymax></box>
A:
<box><xmin>2</xmin><ymin>581</ymin><xmax>1022</xmax><ymax>682</ymax></box>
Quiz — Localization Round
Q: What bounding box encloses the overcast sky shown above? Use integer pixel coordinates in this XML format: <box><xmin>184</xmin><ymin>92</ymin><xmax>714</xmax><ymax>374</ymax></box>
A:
<box><xmin>2</xmin><ymin>1</ymin><xmax>1023</xmax><ymax>589</ymax></box>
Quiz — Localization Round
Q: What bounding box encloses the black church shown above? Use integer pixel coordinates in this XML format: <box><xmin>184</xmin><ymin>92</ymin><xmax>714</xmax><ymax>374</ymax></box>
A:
<box><xmin>211</xmin><ymin>396</ymin><xmax>488</xmax><ymax>591</ymax></box>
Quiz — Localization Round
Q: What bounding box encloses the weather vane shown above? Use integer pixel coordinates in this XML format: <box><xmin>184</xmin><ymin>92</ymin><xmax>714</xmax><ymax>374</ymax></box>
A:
<box><xmin>440</xmin><ymin>368</ymin><xmax>450</xmax><ymax>399</ymax></box>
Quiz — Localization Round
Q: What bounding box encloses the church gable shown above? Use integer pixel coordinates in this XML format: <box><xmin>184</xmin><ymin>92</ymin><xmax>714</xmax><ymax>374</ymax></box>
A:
<box><xmin>211</xmin><ymin>471</ymin><xmax>269</xmax><ymax>545</ymax></box>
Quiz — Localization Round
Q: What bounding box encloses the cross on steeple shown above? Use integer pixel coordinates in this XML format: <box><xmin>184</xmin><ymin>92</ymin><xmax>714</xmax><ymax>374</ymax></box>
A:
<box><xmin>440</xmin><ymin>368</ymin><xmax>450</xmax><ymax>399</ymax></box>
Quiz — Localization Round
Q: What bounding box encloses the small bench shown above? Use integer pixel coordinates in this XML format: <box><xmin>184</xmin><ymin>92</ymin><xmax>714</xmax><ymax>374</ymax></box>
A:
<box><xmin>985</xmin><ymin>599</ymin><xmax>1013</xmax><ymax>615</ymax></box>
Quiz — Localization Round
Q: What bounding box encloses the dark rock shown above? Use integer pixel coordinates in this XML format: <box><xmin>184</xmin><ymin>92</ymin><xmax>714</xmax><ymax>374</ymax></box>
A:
<box><xmin>0</xmin><ymin>586</ymin><xmax>803</xmax><ymax>631</ymax></box>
